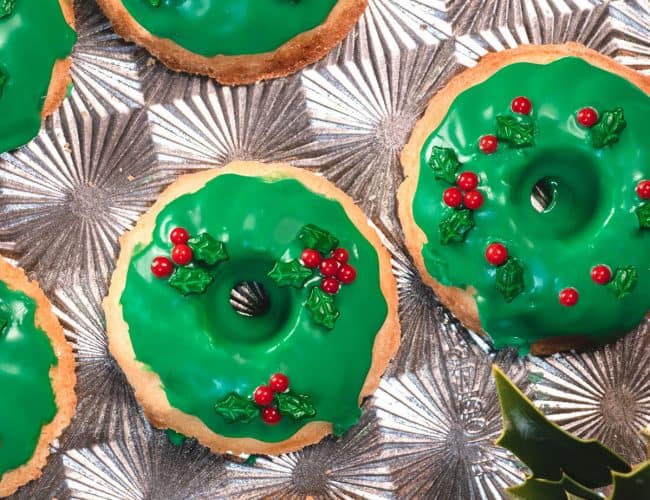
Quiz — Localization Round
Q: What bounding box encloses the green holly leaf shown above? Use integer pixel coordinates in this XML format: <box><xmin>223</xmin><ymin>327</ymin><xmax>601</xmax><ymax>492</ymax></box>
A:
<box><xmin>168</xmin><ymin>267</ymin><xmax>213</xmax><ymax>295</ymax></box>
<box><xmin>439</xmin><ymin>208</ymin><xmax>474</xmax><ymax>245</ymax></box>
<box><xmin>507</xmin><ymin>474</ymin><xmax>601</xmax><ymax>500</ymax></box>
<box><xmin>610</xmin><ymin>461</ymin><xmax>650</xmax><ymax>500</ymax></box>
<box><xmin>591</xmin><ymin>108</ymin><xmax>626</xmax><ymax>148</ymax></box>
<box><xmin>214</xmin><ymin>393</ymin><xmax>258</xmax><ymax>424</ymax></box>
<box><xmin>636</xmin><ymin>202</ymin><xmax>650</xmax><ymax>229</ymax></box>
<box><xmin>607</xmin><ymin>266</ymin><xmax>638</xmax><ymax>299</ymax></box>
<box><xmin>305</xmin><ymin>286</ymin><xmax>339</xmax><ymax>329</ymax></box>
<box><xmin>0</xmin><ymin>0</ymin><xmax>16</xmax><ymax>18</ymax></box>
<box><xmin>0</xmin><ymin>315</ymin><xmax>7</xmax><ymax>338</ymax></box>
<box><xmin>275</xmin><ymin>389</ymin><xmax>317</xmax><ymax>421</ymax></box>
<box><xmin>187</xmin><ymin>233</ymin><xmax>228</xmax><ymax>265</ymax></box>
<box><xmin>297</xmin><ymin>224</ymin><xmax>339</xmax><ymax>254</ymax></box>
<box><xmin>495</xmin><ymin>258</ymin><xmax>525</xmax><ymax>303</ymax></box>
<box><xmin>496</xmin><ymin>115</ymin><xmax>534</xmax><ymax>147</ymax></box>
<box><xmin>427</xmin><ymin>146</ymin><xmax>460</xmax><ymax>184</ymax></box>
<box><xmin>493</xmin><ymin>366</ymin><xmax>630</xmax><ymax>489</ymax></box>
<box><xmin>268</xmin><ymin>259</ymin><xmax>312</xmax><ymax>288</ymax></box>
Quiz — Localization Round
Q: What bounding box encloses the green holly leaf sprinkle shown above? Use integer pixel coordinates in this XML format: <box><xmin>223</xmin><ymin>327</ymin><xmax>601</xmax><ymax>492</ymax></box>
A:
<box><xmin>495</xmin><ymin>258</ymin><xmax>524</xmax><ymax>303</ymax></box>
<box><xmin>495</xmin><ymin>115</ymin><xmax>534</xmax><ymax>147</ymax></box>
<box><xmin>168</xmin><ymin>267</ymin><xmax>213</xmax><ymax>295</ymax></box>
<box><xmin>591</xmin><ymin>108</ymin><xmax>626</xmax><ymax>148</ymax></box>
<box><xmin>427</xmin><ymin>146</ymin><xmax>460</xmax><ymax>184</ymax></box>
<box><xmin>636</xmin><ymin>202</ymin><xmax>650</xmax><ymax>229</ymax></box>
<box><xmin>610</xmin><ymin>461</ymin><xmax>650</xmax><ymax>500</ymax></box>
<box><xmin>0</xmin><ymin>0</ymin><xmax>16</xmax><ymax>18</ymax></box>
<box><xmin>297</xmin><ymin>224</ymin><xmax>339</xmax><ymax>254</ymax></box>
<box><xmin>187</xmin><ymin>233</ymin><xmax>228</xmax><ymax>265</ymax></box>
<box><xmin>507</xmin><ymin>474</ymin><xmax>601</xmax><ymax>500</ymax></box>
<box><xmin>607</xmin><ymin>266</ymin><xmax>638</xmax><ymax>299</ymax></box>
<box><xmin>268</xmin><ymin>259</ymin><xmax>312</xmax><ymax>288</ymax></box>
<box><xmin>439</xmin><ymin>208</ymin><xmax>474</xmax><ymax>245</ymax></box>
<box><xmin>0</xmin><ymin>315</ymin><xmax>7</xmax><ymax>338</ymax></box>
<box><xmin>275</xmin><ymin>390</ymin><xmax>317</xmax><ymax>421</ymax></box>
<box><xmin>214</xmin><ymin>393</ymin><xmax>258</xmax><ymax>424</ymax></box>
<box><xmin>305</xmin><ymin>286</ymin><xmax>339</xmax><ymax>329</ymax></box>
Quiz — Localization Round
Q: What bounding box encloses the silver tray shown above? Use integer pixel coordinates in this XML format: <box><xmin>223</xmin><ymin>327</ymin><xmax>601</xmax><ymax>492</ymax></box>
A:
<box><xmin>1</xmin><ymin>0</ymin><xmax>649</xmax><ymax>498</ymax></box>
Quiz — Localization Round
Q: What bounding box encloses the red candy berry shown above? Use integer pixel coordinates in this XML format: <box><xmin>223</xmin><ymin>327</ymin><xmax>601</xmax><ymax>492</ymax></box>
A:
<box><xmin>254</xmin><ymin>386</ymin><xmax>274</xmax><ymax>406</ymax></box>
<box><xmin>261</xmin><ymin>406</ymin><xmax>282</xmax><ymax>425</ymax></box>
<box><xmin>269</xmin><ymin>373</ymin><xmax>289</xmax><ymax>393</ymax></box>
<box><xmin>636</xmin><ymin>180</ymin><xmax>650</xmax><ymax>199</ymax></box>
<box><xmin>559</xmin><ymin>288</ymin><xmax>579</xmax><ymax>307</ymax></box>
<box><xmin>443</xmin><ymin>187</ymin><xmax>463</xmax><ymax>207</ymax></box>
<box><xmin>301</xmin><ymin>248</ymin><xmax>322</xmax><ymax>268</ymax></box>
<box><xmin>479</xmin><ymin>135</ymin><xmax>498</xmax><ymax>154</ymax></box>
<box><xmin>485</xmin><ymin>243</ymin><xmax>508</xmax><ymax>266</ymax></box>
<box><xmin>332</xmin><ymin>248</ymin><xmax>349</xmax><ymax>264</ymax></box>
<box><xmin>337</xmin><ymin>264</ymin><xmax>357</xmax><ymax>284</ymax></box>
<box><xmin>319</xmin><ymin>258</ymin><xmax>340</xmax><ymax>277</ymax></box>
<box><xmin>591</xmin><ymin>265</ymin><xmax>612</xmax><ymax>285</ymax></box>
<box><xmin>151</xmin><ymin>256</ymin><xmax>173</xmax><ymax>278</ymax></box>
<box><xmin>463</xmin><ymin>190</ymin><xmax>484</xmax><ymax>210</ymax></box>
<box><xmin>457</xmin><ymin>171</ymin><xmax>479</xmax><ymax>191</ymax></box>
<box><xmin>170</xmin><ymin>227</ymin><xmax>190</xmax><ymax>245</ymax></box>
<box><xmin>321</xmin><ymin>277</ymin><xmax>340</xmax><ymax>294</ymax></box>
<box><xmin>171</xmin><ymin>244</ymin><xmax>193</xmax><ymax>265</ymax></box>
<box><xmin>577</xmin><ymin>107</ymin><xmax>598</xmax><ymax>128</ymax></box>
<box><xmin>511</xmin><ymin>96</ymin><xmax>532</xmax><ymax>115</ymax></box>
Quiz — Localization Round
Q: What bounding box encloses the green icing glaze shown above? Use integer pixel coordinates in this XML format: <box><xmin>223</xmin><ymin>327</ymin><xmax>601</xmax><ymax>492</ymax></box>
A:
<box><xmin>121</xmin><ymin>0</ymin><xmax>337</xmax><ymax>57</ymax></box>
<box><xmin>120</xmin><ymin>174</ymin><xmax>388</xmax><ymax>442</ymax></box>
<box><xmin>0</xmin><ymin>280</ymin><xmax>57</xmax><ymax>476</ymax></box>
<box><xmin>0</xmin><ymin>0</ymin><xmax>76</xmax><ymax>153</ymax></box>
<box><xmin>412</xmin><ymin>57</ymin><xmax>650</xmax><ymax>354</ymax></box>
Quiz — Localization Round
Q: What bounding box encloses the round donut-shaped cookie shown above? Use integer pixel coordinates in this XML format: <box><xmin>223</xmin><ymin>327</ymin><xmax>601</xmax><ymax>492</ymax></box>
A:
<box><xmin>104</xmin><ymin>162</ymin><xmax>399</xmax><ymax>455</ymax></box>
<box><xmin>95</xmin><ymin>0</ymin><xmax>366</xmax><ymax>85</ymax></box>
<box><xmin>399</xmin><ymin>43</ymin><xmax>650</xmax><ymax>356</ymax></box>
<box><xmin>0</xmin><ymin>258</ymin><xmax>76</xmax><ymax>497</ymax></box>
<box><xmin>0</xmin><ymin>0</ymin><xmax>76</xmax><ymax>153</ymax></box>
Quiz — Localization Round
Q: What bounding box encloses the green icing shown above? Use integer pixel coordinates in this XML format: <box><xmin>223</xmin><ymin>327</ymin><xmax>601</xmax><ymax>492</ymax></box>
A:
<box><xmin>0</xmin><ymin>279</ymin><xmax>57</xmax><ymax>476</ymax></box>
<box><xmin>121</xmin><ymin>0</ymin><xmax>337</xmax><ymax>57</ymax></box>
<box><xmin>0</xmin><ymin>0</ymin><xmax>76</xmax><ymax>153</ymax></box>
<box><xmin>120</xmin><ymin>174</ymin><xmax>388</xmax><ymax>442</ymax></box>
<box><xmin>412</xmin><ymin>57</ymin><xmax>650</xmax><ymax>354</ymax></box>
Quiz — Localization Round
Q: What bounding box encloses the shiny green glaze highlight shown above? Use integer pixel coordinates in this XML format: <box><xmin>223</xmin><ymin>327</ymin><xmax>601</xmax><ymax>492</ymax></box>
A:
<box><xmin>120</xmin><ymin>174</ymin><xmax>388</xmax><ymax>441</ymax></box>
<box><xmin>0</xmin><ymin>0</ymin><xmax>76</xmax><ymax>153</ymax></box>
<box><xmin>0</xmin><ymin>280</ymin><xmax>57</xmax><ymax>475</ymax></box>
<box><xmin>121</xmin><ymin>0</ymin><xmax>337</xmax><ymax>57</ymax></box>
<box><xmin>413</xmin><ymin>58</ymin><xmax>650</xmax><ymax>354</ymax></box>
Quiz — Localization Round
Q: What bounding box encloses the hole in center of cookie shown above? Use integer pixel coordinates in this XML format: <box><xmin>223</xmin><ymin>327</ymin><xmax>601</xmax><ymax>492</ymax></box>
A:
<box><xmin>530</xmin><ymin>177</ymin><xmax>558</xmax><ymax>213</ymax></box>
<box><xmin>230</xmin><ymin>281</ymin><xmax>270</xmax><ymax>317</ymax></box>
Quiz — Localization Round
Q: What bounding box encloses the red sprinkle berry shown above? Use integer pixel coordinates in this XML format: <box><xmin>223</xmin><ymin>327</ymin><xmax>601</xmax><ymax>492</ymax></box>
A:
<box><xmin>171</xmin><ymin>244</ymin><xmax>193</xmax><ymax>266</ymax></box>
<box><xmin>337</xmin><ymin>264</ymin><xmax>357</xmax><ymax>284</ymax></box>
<box><xmin>261</xmin><ymin>406</ymin><xmax>282</xmax><ymax>425</ymax></box>
<box><xmin>463</xmin><ymin>190</ymin><xmax>484</xmax><ymax>210</ymax></box>
<box><xmin>321</xmin><ymin>277</ymin><xmax>340</xmax><ymax>294</ymax></box>
<box><xmin>254</xmin><ymin>385</ymin><xmax>274</xmax><ymax>406</ymax></box>
<box><xmin>269</xmin><ymin>373</ymin><xmax>290</xmax><ymax>393</ymax></box>
<box><xmin>577</xmin><ymin>107</ymin><xmax>598</xmax><ymax>128</ymax></box>
<box><xmin>479</xmin><ymin>135</ymin><xmax>498</xmax><ymax>154</ymax></box>
<box><xmin>559</xmin><ymin>288</ymin><xmax>579</xmax><ymax>307</ymax></box>
<box><xmin>591</xmin><ymin>265</ymin><xmax>612</xmax><ymax>285</ymax></box>
<box><xmin>301</xmin><ymin>248</ymin><xmax>322</xmax><ymax>268</ymax></box>
<box><xmin>332</xmin><ymin>248</ymin><xmax>349</xmax><ymax>264</ymax></box>
<box><xmin>443</xmin><ymin>187</ymin><xmax>463</xmax><ymax>208</ymax></box>
<box><xmin>457</xmin><ymin>171</ymin><xmax>479</xmax><ymax>191</ymax></box>
<box><xmin>170</xmin><ymin>227</ymin><xmax>190</xmax><ymax>245</ymax></box>
<box><xmin>511</xmin><ymin>96</ymin><xmax>532</xmax><ymax>115</ymax></box>
<box><xmin>485</xmin><ymin>243</ymin><xmax>508</xmax><ymax>266</ymax></box>
<box><xmin>636</xmin><ymin>180</ymin><xmax>650</xmax><ymax>199</ymax></box>
<box><xmin>319</xmin><ymin>258</ymin><xmax>340</xmax><ymax>277</ymax></box>
<box><xmin>151</xmin><ymin>256</ymin><xmax>173</xmax><ymax>278</ymax></box>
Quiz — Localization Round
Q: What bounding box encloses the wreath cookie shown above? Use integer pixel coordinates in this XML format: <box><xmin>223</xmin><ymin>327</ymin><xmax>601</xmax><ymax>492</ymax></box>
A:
<box><xmin>0</xmin><ymin>0</ymin><xmax>76</xmax><ymax>154</ymax></box>
<box><xmin>95</xmin><ymin>0</ymin><xmax>367</xmax><ymax>85</ymax></box>
<box><xmin>0</xmin><ymin>258</ymin><xmax>76</xmax><ymax>497</ymax></box>
<box><xmin>104</xmin><ymin>162</ymin><xmax>399</xmax><ymax>455</ymax></box>
<box><xmin>399</xmin><ymin>43</ymin><xmax>650</xmax><ymax>356</ymax></box>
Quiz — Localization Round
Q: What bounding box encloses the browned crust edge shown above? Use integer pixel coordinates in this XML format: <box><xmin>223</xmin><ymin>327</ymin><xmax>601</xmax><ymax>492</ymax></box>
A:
<box><xmin>94</xmin><ymin>0</ymin><xmax>367</xmax><ymax>85</ymax></box>
<box><xmin>397</xmin><ymin>42</ymin><xmax>650</xmax><ymax>356</ymax></box>
<box><xmin>103</xmin><ymin>161</ymin><xmax>400</xmax><ymax>455</ymax></box>
<box><xmin>0</xmin><ymin>259</ymin><xmax>77</xmax><ymax>497</ymax></box>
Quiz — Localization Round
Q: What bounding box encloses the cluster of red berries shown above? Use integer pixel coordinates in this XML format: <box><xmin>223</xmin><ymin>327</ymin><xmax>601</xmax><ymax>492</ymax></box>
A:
<box><xmin>636</xmin><ymin>179</ymin><xmax>650</xmax><ymax>199</ymax></box>
<box><xmin>479</xmin><ymin>96</ymin><xmax>532</xmax><ymax>154</ymax></box>
<box><xmin>443</xmin><ymin>171</ymin><xmax>484</xmax><ymax>210</ymax></box>
<box><xmin>151</xmin><ymin>227</ymin><xmax>192</xmax><ymax>278</ymax></box>
<box><xmin>253</xmin><ymin>373</ymin><xmax>290</xmax><ymax>425</ymax></box>
<box><xmin>301</xmin><ymin>247</ymin><xmax>357</xmax><ymax>295</ymax></box>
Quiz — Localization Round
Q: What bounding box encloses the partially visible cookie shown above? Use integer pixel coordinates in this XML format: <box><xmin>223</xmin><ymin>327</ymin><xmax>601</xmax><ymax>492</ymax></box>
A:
<box><xmin>95</xmin><ymin>0</ymin><xmax>366</xmax><ymax>85</ymax></box>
